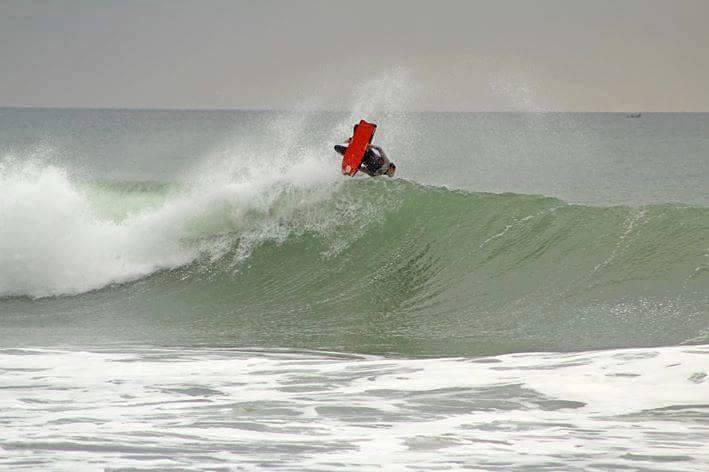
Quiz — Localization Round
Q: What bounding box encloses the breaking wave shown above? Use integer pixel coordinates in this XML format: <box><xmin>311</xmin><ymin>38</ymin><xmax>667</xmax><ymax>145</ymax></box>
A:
<box><xmin>1</xmin><ymin>158</ymin><xmax>707</xmax><ymax>354</ymax></box>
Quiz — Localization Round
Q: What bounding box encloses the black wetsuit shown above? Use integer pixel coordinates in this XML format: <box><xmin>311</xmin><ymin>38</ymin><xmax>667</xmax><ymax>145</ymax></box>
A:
<box><xmin>359</xmin><ymin>146</ymin><xmax>391</xmax><ymax>176</ymax></box>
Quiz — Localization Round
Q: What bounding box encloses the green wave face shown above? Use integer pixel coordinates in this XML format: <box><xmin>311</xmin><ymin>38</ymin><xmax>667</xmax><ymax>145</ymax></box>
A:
<box><xmin>3</xmin><ymin>179</ymin><xmax>708</xmax><ymax>356</ymax></box>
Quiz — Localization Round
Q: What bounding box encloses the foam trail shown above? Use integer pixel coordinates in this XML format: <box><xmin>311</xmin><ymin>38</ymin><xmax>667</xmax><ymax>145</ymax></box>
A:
<box><xmin>1</xmin><ymin>345</ymin><xmax>707</xmax><ymax>470</ymax></box>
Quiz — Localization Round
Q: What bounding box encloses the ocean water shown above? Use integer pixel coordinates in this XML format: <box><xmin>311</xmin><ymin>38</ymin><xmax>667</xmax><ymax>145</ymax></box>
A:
<box><xmin>0</xmin><ymin>108</ymin><xmax>707</xmax><ymax>470</ymax></box>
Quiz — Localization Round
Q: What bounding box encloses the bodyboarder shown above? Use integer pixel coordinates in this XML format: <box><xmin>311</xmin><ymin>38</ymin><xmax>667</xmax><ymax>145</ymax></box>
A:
<box><xmin>334</xmin><ymin>139</ymin><xmax>397</xmax><ymax>177</ymax></box>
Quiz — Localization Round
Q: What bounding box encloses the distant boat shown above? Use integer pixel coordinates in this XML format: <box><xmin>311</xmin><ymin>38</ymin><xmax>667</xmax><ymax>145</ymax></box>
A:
<box><xmin>626</xmin><ymin>112</ymin><xmax>642</xmax><ymax>118</ymax></box>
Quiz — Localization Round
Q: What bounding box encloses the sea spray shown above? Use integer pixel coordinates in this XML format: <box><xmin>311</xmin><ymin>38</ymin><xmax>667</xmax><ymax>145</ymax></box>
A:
<box><xmin>0</xmin><ymin>154</ymin><xmax>385</xmax><ymax>298</ymax></box>
<box><xmin>0</xmin><ymin>159</ymin><xmax>199</xmax><ymax>297</ymax></box>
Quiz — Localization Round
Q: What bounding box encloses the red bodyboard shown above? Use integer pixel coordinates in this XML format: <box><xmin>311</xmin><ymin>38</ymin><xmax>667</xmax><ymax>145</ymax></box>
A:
<box><xmin>341</xmin><ymin>120</ymin><xmax>377</xmax><ymax>176</ymax></box>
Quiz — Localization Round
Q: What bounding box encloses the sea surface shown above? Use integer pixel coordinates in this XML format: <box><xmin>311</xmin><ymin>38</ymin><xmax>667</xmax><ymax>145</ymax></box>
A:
<box><xmin>1</xmin><ymin>108</ymin><xmax>708</xmax><ymax>470</ymax></box>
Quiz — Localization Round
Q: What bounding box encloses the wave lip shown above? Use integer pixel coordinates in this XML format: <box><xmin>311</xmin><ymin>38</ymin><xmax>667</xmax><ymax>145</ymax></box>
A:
<box><xmin>0</xmin><ymin>156</ymin><xmax>350</xmax><ymax>298</ymax></box>
<box><xmin>0</xmin><ymin>161</ymin><xmax>199</xmax><ymax>297</ymax></box>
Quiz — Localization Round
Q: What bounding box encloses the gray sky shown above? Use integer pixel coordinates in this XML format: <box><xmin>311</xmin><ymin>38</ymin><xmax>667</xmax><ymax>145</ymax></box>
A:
<box><xmin>2</xmin><ymin>0</ymin><xmax>709</xmax><ymax>111</ymax></box>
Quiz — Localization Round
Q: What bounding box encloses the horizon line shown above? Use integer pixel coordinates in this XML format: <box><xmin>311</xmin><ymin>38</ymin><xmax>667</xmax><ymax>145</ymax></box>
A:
<box><xmin>2</xmin><ymin>106</ymin><xmax>707</xmax><ymax>114</ymax></box>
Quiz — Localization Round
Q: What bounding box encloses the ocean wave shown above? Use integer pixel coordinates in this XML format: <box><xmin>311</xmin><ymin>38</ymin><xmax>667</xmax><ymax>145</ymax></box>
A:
<box><xmin>1</xmin><ymin>159</ymin><xmax>707</xmax><ymax>354</ymax></box>
<box><xmin>2</xmin><ymin>160</ymin><xmax>707</xmax><ymax>301</ymax></box>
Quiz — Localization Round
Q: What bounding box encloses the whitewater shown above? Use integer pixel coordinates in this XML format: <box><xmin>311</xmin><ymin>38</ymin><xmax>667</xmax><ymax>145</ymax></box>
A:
<box><xmin>1</xmin><ymin>108</ymin><xmax>708</xmax><ymax>470</ymax></box>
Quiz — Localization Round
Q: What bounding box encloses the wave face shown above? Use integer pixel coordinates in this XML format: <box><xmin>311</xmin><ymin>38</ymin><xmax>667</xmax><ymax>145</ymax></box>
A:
<box><xmin>1</xmin><ymin>159</ymin><xmax>706</xmax><ymax>356</ymax></box>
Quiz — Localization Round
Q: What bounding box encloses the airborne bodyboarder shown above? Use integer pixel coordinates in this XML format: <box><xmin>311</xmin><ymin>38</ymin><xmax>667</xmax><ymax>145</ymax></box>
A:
<box><xmin>334</xmin><ymin>139</ymin><xmax>397</xmax><ymax>177</ymax></box>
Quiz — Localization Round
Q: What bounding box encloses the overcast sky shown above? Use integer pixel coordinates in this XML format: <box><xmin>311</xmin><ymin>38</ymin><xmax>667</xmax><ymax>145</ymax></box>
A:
<box><xmin>2</xmin><ymin>0</ymin><xmax>709</xmax><ymax>111</ymax></box>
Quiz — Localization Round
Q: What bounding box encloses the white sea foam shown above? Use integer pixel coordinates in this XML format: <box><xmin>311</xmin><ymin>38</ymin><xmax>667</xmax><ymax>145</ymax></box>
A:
<box><xmin>0</xmin><ymin>345</ymin><xmax>706</xmax><ymax>471</ymax></box>
<box><xmin>0</xmin><ymin>151</ymin><xmax>345</xmax><ymax>298</ymax></box>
